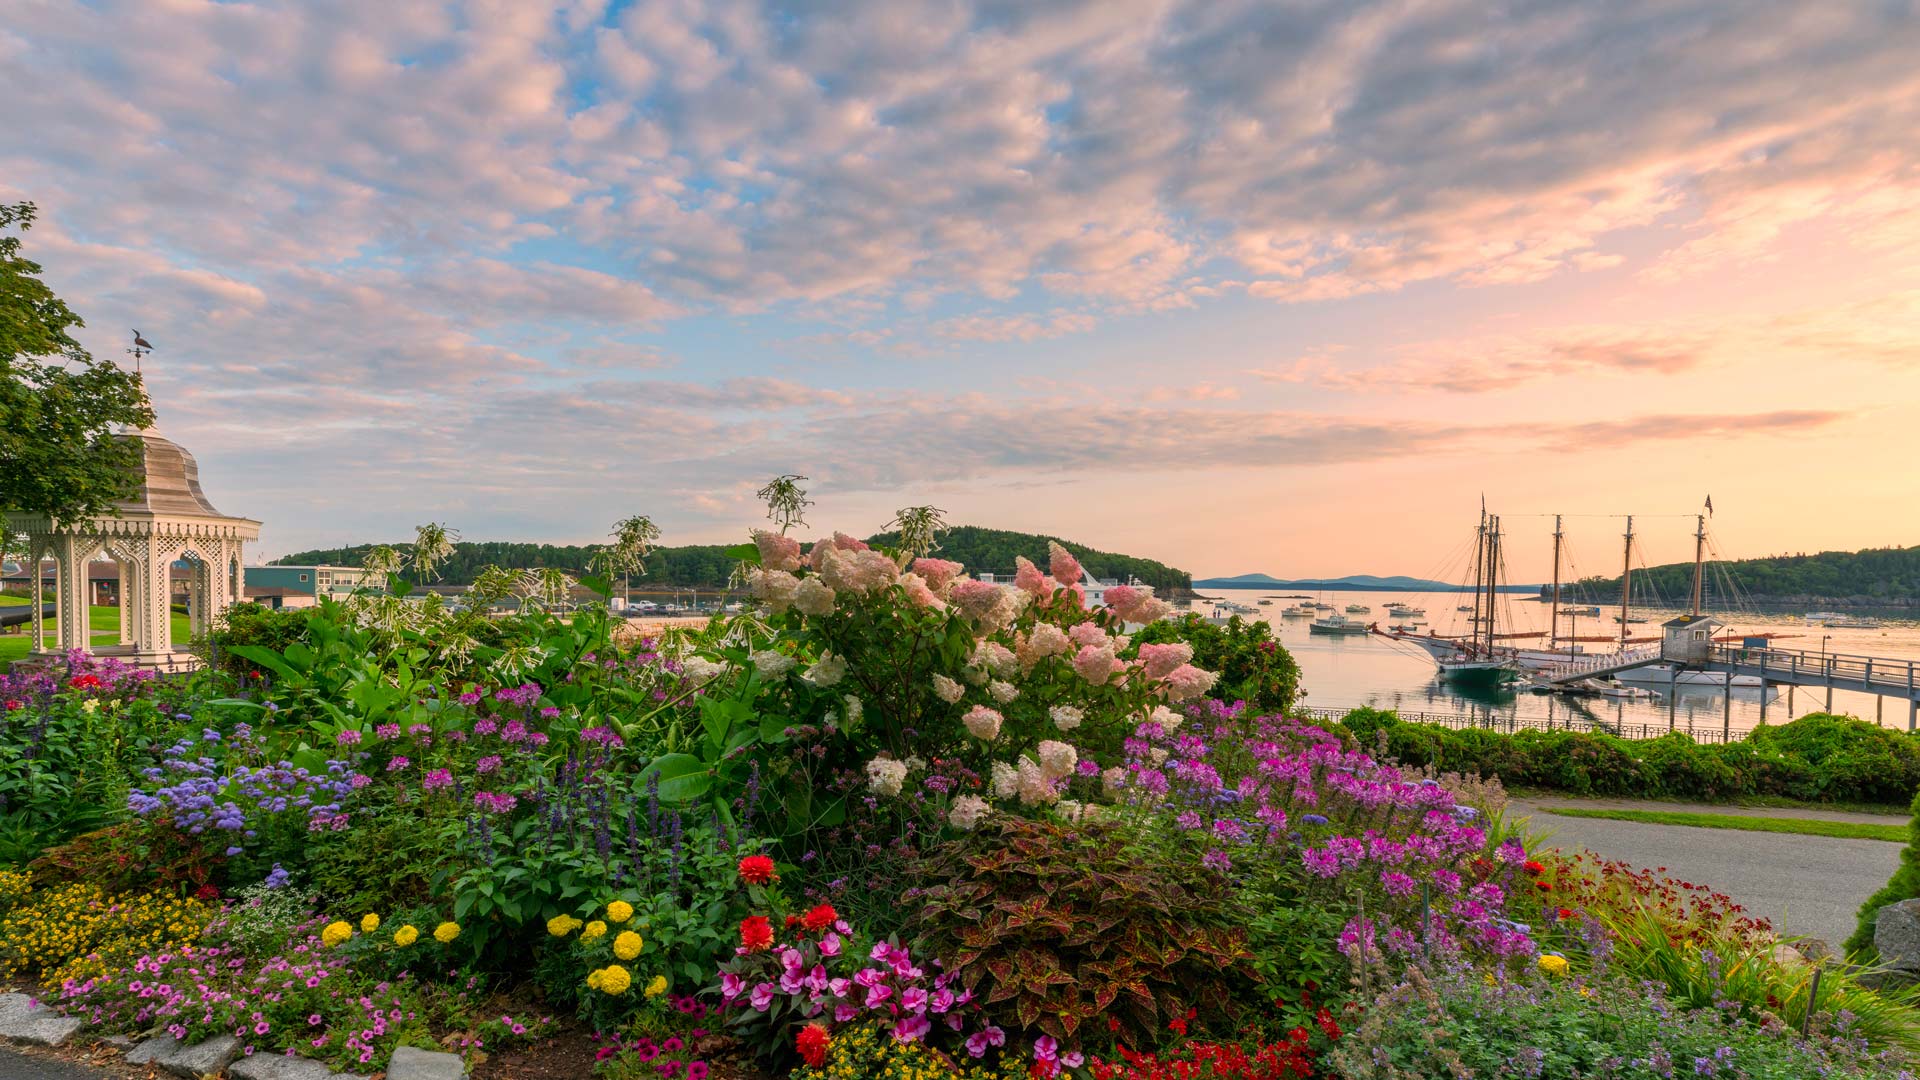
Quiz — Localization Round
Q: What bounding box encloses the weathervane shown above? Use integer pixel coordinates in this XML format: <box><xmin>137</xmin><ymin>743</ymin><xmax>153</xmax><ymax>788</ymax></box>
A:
<box><xmin>127</xmin><ymin>329</ymin><xmax>154</xmax><ymax>375</ymax></box>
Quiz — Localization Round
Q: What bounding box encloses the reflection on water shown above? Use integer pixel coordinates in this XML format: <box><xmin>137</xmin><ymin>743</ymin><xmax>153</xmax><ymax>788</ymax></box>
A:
<box><xmin>1206</xmin><ymin>589</ymin><xmax>1920</xmax><ymax>737</ymax></box>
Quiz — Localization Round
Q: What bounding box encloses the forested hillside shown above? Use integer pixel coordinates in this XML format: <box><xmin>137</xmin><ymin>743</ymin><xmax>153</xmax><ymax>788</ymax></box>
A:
<box><xmin>274</xmin><ymin>525</ymin><xmax>1192</xmax><ymax>592</ymax></box>
<box><xmin>1561</xmin><ymin>544</ymin><xmax>1920</xmax><ymax>604</ymax></box>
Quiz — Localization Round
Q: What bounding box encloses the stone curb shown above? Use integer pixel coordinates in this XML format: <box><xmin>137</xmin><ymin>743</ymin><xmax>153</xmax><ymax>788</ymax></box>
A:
<box><xmin>0</xmin><ymin>992</ymin><xmax>465</xmax><ymax>1079</ymax></box>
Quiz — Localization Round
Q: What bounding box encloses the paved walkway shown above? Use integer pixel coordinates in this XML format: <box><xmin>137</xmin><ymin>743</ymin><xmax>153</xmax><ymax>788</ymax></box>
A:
<box><xmin>0</xmin><ymin>1047</ymin><xmax>114</xmax><ymax>1079</ymax></box>
<box><xmin>1512</xmin><ymin>797</ymin><xmax>1906</xmax><ymax>949</ymax></box>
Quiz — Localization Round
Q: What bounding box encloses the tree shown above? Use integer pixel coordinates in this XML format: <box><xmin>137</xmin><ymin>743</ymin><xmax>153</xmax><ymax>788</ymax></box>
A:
<box><xmin>0</xmin><ymin>201</ymin><xmax>153</xmax><ymax>522</ymax></box>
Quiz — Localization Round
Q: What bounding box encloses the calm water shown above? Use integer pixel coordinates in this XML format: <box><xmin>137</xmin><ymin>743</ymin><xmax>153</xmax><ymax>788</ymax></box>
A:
<box><xmin>1195</xmin><ymin>589</ymin><xmax>1920</xmax><ymax>737</ymax></box>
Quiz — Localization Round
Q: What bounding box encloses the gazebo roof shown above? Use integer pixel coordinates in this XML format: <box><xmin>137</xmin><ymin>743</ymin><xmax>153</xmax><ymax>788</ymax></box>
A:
<box><xmin>112</xmin><ymin>429</ymin><xmax>229</xmax><ymax>518</ymax></box>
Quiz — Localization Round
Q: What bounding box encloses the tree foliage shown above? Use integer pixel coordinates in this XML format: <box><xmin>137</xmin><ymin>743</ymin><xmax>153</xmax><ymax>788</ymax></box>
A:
<box><xmin>0</xmin><ymin>202</ymin><xmax>153</xmax><ymax>521</ymax></box>
<box><xmin>276</xmin><ymin>524</ymin><xmax>1194</xmax><ymax>592</ymax></box>
<box><xmin>1563</xmin><ymin>544</ymin><xmax>1920</xmax><ymax>604</ymax></box>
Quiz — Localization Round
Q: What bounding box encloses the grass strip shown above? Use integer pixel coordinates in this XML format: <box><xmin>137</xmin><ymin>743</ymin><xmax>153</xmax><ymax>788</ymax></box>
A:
<box><xmin>1544</xmin><ymin>807</ymin><xmax>1907</xmax><ymax>842</ymax></box>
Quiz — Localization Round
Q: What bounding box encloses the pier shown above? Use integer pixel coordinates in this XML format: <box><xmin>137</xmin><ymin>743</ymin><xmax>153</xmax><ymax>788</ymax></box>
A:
<box><xmin>1536</xmin><ymin>625</ymin><xmax>1920</xmax><ymax>732</ymax></box>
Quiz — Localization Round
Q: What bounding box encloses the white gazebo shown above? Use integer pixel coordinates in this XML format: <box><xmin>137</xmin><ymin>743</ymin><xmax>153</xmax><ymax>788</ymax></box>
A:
<box><xmin>10</xmin><ymin>426</ymin><xmax>260</xmax><ymax>670</ymax></box>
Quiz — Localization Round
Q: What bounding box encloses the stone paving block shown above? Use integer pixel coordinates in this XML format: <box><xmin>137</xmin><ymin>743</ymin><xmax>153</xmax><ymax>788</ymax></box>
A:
<box><xmin>386</xmin><ymin>1044</ymin><xmax>466</xmax><ymax>1080</ymax></box>
<box><xmin>126</xmin><ymin>1035</ymin><xmax>181</xmax><ymax>1065</ymax></box>
<box><xmin>1</xmin><ymin>1015</ymin><xmax>85</xmax><ymax>1046</ymax></box>
<box><xmin>100</xmin><ymin>1034</ymin><xmax>138</xmax><ymax>1049</ymax></box>
<box><xmin>0</xmin><ymin>993</ymin><xmax>45</xmax><ymax>1024</ymax></box>
<box><xmin>158</xmin><ymin>1034</ymin><xmax>241</xmax><ymax>1078</ymax></box>
<box><xmin>231</xmin><ymin>1052</ymin><xmax>371</xmax><ymax>1080</ymax></box>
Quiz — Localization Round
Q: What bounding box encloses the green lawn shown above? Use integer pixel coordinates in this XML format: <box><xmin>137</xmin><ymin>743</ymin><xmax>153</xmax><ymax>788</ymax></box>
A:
<box><xmin>0</xmin><ymin>604</ymin><xmax>194</xmax><ymax>664</ymax></box>
<box><xmin>1544</xmin><ymin>807</ymin><xmax>1907</xmax><ymax>843</ymax></box>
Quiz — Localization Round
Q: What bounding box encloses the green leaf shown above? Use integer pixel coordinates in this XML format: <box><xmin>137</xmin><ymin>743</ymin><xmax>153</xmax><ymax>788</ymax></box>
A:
<box><xmin>579</xmin><ymin>574</ymin><xmax>614</xmax><ymax>598</ymax></box>
<box><xmin>387</xmin><ymin>573</ymin><xmax>414</xmax><ymax>597</ymax></box>
<box><xmin>643</xmin><ymin>753</ymin><xmax>712</xmax><ymax>803</ymax></box>
<box><xmin>224</xmin><ymin>645</ymin><xmax>298</xmax><ymax>683</ymax></box>
<box><xmin>724</xmin><ymin>542</ymin><xmax>760</xmax><ymax>563</ymax></box>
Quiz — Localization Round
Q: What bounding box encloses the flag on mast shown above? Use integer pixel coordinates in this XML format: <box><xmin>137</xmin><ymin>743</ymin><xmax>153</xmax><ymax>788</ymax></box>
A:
<box><xmin>1705</xmin><ymin>494</ymin><xmax>1713</xmax><ymax>517</ymax></box>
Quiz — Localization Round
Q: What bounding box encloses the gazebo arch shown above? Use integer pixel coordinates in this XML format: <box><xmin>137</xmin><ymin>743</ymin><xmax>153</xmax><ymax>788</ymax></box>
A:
<box><xmin>9</xmin><ymin>425</ymin><xmax>260</xmax><ymax>670</ymax></box>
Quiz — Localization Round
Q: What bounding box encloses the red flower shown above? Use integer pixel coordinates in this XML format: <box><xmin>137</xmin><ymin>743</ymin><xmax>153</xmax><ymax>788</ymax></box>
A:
<box><xmin>795</xmin><ymin>1024</ymin><xmax>830</xmax><ymax>1068</ymax></box>
<box><xmin>1556</xmin><ymin>907</ymin><xmax>1574</xmax><ymax>920</ymax></box>
<box><xmin>784</xmin><ymin>914</ymin><xmax>803</xmax><ymax>930</ymax></box>
<box><xmin>738</xmin><ymin>854</ymin><xmax>777</xmax><ymax>885</ymax></box>
<box><xmin>1535</xmin><ymin>880</ymin><xmax>1553</xmax><ymax>892</ymax></box>
<box><xmin>194</xmin><ymin>884</ymin><xmax>220</xmax><ymax>901</ymax></box>
<box><xmin>802</xmin><ymin>903</ymin><xmax>838</xmax><ymax>933</ymax></box>
<box><xmin>740</xmin><ymin>915</ymin><xmax>774</xmax><ymax>953</ymax></box>
<box><xmin>1523</xmin><ymin>860</ymin><xmax>1546</xmax><ymax>875</ymax></box>
<box><xmin>67</xmin><ymin>674</ymin><xmax>103</xmax><ymax>691</ymax></box>
<box><xmin>2</xmin><ymin>700</ymin><xmax>20</xmax><ymax>711</ymax></box>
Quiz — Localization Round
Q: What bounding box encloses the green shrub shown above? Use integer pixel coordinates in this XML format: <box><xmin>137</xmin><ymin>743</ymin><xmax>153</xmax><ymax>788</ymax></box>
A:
<box><xmin>1848</xmin><ymin>784</ymin><xmax>1920</xmax><ymax>956</ymax></box>
<box><xmin>906</xmin><ymin>815</ymin><xmax>1253</xmax><ymax>1047</ymax></box>
<box><xmin>1132</xmin><ymin>613</ymin><xmax>1299</xmax><ymax>714</ymax></box>
<box><xmin>1337</xmin><ymin>710</ymin><xmax>1919</xmax><ymax>806</ymax></box>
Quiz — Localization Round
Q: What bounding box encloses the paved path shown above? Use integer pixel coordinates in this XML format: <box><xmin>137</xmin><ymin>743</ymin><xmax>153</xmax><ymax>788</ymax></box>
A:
<box><xmin>1513</xmin><ymin>797</ymin><xmax>1905</xmax><ymax>949</ymax></box>
<box><xmin>0</xmin><ymin>1047</ymin><xmax>114</xmax><ymax>1079</ymax></box>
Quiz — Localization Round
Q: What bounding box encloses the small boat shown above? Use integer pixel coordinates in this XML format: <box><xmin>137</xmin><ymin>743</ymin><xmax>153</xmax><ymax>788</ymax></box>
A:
<box><xmin>1456</xmin><ymin>605</ymin><xmax>1474</xmax><ymax>612</ymax></box>
<box><xmin>1806</xmin><ymin>612</ymin><xmax>1878</xmax><ymax>628</ymax></box>
<box><xmin>1312</xmin><ymin>602</ymin><xmax>1335</xmax><ymax>611</ymax></box>
<box><xmin>1613</xmin><ymin>615</ymin><xmax>1649</xmax><ymax>624</ymax></box>
<box><xmin>1282</xmin><ymin>603</ymin><xmax>1316</xmax><ymax>617</ymax></box>
<box><xmin>1345</xmin><ymin>604</ymin><xmax>1371</xmax><ymax>614</ymax></box>
<box><xmin>1438</xmin><ymin>655</ymin><xmax>1522</xmax><ymax>686</ymax></box>
<box><xmin>1310</xmin><ymin>614</ymin><xmax>1369</xmax><ymax>636</ymax></box>
<box><xmin>1562</xmin><ymin>605</ymin><xmax>1601</xmax><ymax>617</ymax></box>
<box><xmin>1388</xmin><ymin>622</ymin><xmax>1422</xmax><ymax>632</ymax></box>
<box><xmin>1256</xmin><ymin>599</ymin><xmax>1273</xmax><ymax>606</ymax></box>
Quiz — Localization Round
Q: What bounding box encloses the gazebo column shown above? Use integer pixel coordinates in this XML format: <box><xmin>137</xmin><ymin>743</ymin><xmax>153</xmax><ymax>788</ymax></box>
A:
<box><xmin>54</xmin><ymin>535</ymin><xmax>94</xmax><ymax>652</ymax></box>
<box><xmin>145</xmin><ymin>540</ymin><xmax>175</xmax><ymax>658</ymax></box>
<box><xmin>117</xmin><ymin>556</ymin><xmax>135</xmax><ymax>645</ymax></box>
<box><xmin>28</xmin><ymin>536</ymin><xmax>47</xmax><ymax>654</ymax></box>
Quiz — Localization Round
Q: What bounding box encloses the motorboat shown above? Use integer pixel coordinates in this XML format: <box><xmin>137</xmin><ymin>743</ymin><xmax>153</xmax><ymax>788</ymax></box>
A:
<box><xmin>1309</xmin><ymin>614</ymin><xmax>1369</xmax><ymax>636</ymax></box>
<box><xmin>1345</xmin><ymin>604</ymin><xmax>1371</xmax><ymax>614</ymax></box>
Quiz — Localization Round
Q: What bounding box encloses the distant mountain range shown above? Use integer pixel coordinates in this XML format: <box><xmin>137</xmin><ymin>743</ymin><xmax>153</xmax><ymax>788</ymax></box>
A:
<box><xmin>1195</xmin><ymin>572</ymin><xmax>1538</xmax><ymax>593</ymax></box>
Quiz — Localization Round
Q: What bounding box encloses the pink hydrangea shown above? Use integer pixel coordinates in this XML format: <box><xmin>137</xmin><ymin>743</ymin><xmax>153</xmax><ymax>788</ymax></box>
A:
<box><xmin>1072</xmin><ymin>644</ymin><xmax>1117</xmax><ymax>686</ymax></box>
<box><xmin>900</xmin><ymin>573</ymin><xmax>945</xmax><ymax>610</ymax></box>
<box><xmin>908</xmin><ymin>558</ymin><xmax>965</xmax><ymax>594</ymax></box>
<box><xmin>948</xmin><ymin>579</ymin><xmax>1002</xmax><ymax>621</ymax></box>
<box><xmin>750</xmin><ymin>569</ymin><xmax>801</xmax><ymax>613</ymax></box>
<box><xmin>753</xmin><ymin>530</ymin><xmax>805</xmax><ymax>572</ymax></box>
<box><xmin>807</xmin><ymin>531</ymin><xmax>870</xmax><ymax>570</ymax></box>
<box><xmin>1012</xmin><ymin>556</ymin><xmax>1049</xmax><ymax>597</ymax></box>
<box><xmin>962</xmin><ymin>705</ymin><xmax>1003</xmax><ymax>741</ymax></box>
<box><xmin>819</xmin><ymin>547</ymin><xmax>897</xmax><ymax>594</ymax></box>
<box><xmin>1068</xmin><ymin>621</ymin><xmax>1108</xmax><ymax>649</ymax></box>
<box><xmin>1137</xmin><ymin>642</ymin><xmax>1194</xmax><ymax>680</ymax></box>
<box><xmin>1159</xmin><ymin>663</ymin><xmax>1218</xmax><ymax>702</ymax></box>
<box><xmin>1047</xmin><ymin>541</ymin><xmax>1083</xmax><ymax>586</ymax></box>
<box><xmin>1016</xmin><ymin>623</ymin><xmax>1069</xmax><ymax>670</ymax></box>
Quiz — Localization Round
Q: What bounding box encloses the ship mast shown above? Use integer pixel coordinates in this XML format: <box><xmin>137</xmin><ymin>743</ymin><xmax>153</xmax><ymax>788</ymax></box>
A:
<box><xmin>1619</xmin><ymin>515</ymin><xmax>1634</xmax><ymax>650</ymax></box>
<box><xmin>1549</xmin><ymin>513</ymin><xmax>1563</xmax><ymax>653</ymax></box>
<box><xmin>1690</xmin><ymin>512</ymin><xmax>1707</xmax><ymax>617</ymax></box>
<box><xmin>1484</xmin><ymin>515</ymin><xmax>1501</xmax><ymax>656</ymax></box>
<box><xmin>1469</xmin><ymin>506</ymin><xmax>1487</xmax><ymax>656</ymax></box>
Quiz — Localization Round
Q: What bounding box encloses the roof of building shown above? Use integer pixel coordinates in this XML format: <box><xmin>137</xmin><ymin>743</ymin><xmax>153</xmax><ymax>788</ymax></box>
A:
<box><xmin>1663</xmin><ymin>614</ymin><xmax>1720</xmax><ymax>628</ymax></box>
<box><xmin>111</xmin><ymin>430</ymin><xmax>230</xmax><ymax>518</ymax></box>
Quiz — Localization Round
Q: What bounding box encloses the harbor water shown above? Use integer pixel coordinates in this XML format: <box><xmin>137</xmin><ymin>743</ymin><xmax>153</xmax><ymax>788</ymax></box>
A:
<box><xmin>1204</xmin><ymin>590</ymin><xmax>1920</xmax><ymax>739</ymax></box>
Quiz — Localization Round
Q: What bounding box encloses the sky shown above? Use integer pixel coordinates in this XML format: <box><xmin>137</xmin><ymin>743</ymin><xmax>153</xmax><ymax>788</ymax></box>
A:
<box><xmin>5</xmin><ymin>0</ymin><xmax>1919</xmax><ymax>581</ymax></box>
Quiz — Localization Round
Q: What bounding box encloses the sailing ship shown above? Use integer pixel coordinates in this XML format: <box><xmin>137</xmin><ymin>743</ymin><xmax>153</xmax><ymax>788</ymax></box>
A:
<box><xmin>1435</xmin><ymin>511</ymin><xmax>1522</xmax><ymax>687</ymax></box>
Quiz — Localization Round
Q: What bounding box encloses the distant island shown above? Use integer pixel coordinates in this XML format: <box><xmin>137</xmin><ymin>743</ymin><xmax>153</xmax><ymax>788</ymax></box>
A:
<box><xmin>1556</xmin><ymin>543</ymin><xmax>1920</xmax><ymax>608</ymax></box>
<box><xmin>274</xmin><ymin>525</ymin><xmax>1194</xmax><ymax>595</ymax></box>
<box><xmin>1195</xmin><ymin>572</ymin><xmax>1538</xmax><ymax>594</ymax></box>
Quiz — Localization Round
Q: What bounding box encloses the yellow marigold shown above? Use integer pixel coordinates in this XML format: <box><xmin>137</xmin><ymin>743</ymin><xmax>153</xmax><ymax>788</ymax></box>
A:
<box><xmin>393</xmin><ymin>925</ymin><xmax>420</xmax><ymax>946</ymax></box>
<box><xmin>581</xmin><ymin>921</ymin><xmax>607</xmax><ymax>941</ymax></box>
<box><xmin>360</xmin><ymin>913</ymin><xmax>380</xmax><ymax>933</ymax></box>
<box><xmin>598</xmin><ymin>963</ymin><xmax>632</xmax><ymax>995</ymax></box>
<box><xmin>606</xmin><ymin>900</ymin><xmax>634</xmax><ymax>924</ymax></box>
<box><xmin>547</xmin><ymin>914</ymin><xmax>582</xmax><ymax>937</ymax></box>
<box><xmin>434</xmin><ymin>921</ymin><xmax>461</xmax><ymax>943</ymax></box>
<box><xmin>612</xmin><ymin>930</ymin><xmax>643</xmax><ymax>960</ymax></box>
<box><xmin>586</xmin><ymin>968</ymin><xmax>605</xmax><ymax>991</ymax></box>
<box><xmin>645</xmin><ymin>974</ymin><xmax>668</xmax><ymax>998</ymax></box>
<box><xmin>321</xmin><ymin>921</ymin><xmax>353</xmax><ymax>947</ymax></box>
<box><xmin>1538</xmin><ymin>954</ymin><xmax>1570</xmax><ymax>976</ymax></box>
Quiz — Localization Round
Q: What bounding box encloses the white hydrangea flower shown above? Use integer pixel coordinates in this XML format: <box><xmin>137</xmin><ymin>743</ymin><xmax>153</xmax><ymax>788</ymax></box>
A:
<box><xmin>932</xmin><ymin>674</ymin><xmax>966</xmax><ymax>703</ymax></box>
<box><xmin>751</xmin><ymin>651</ymin><xmax>797</xmax><ymax>679</ymax></box>
<box><xmin>962</xmin><ymin>705</ymin><xmax>1003</xmax><ymax>741</ymax></box>
<box><xmin>1036</xmin><ymin>740</ymin><xmax>1077</xmax><ymax>781</ymax></box>
<box><xmin>865</xmin><ymin>756</ymin><xmax>907</xmax><ymax>796</ymax></box>
<box><xmin>1101</xmin><ymin>765</ymin><xmax>1128</xmax><ymax>798</ymax></box>
<box><xmin>1149</xmin><ymin>705</ymin><xmax>1183</xmax><ymax>734</ymax></box>
<box><xmin>803</xmin><ymin>651</ymin><xmax>846</xmax><ymax>688</ymax></box>
<box><xmin>990</xmin><ymin>761</ymin><xmax>1019</xmax><ymax>799</ymax></box>
<box><xmin>1050</xmin><ymin>705</ymin><xmax>1084</xmax><ymax>731</ymax></box>
<box><xmin>793</xmin><ymin>577</ymin><xmax>837</xmax><ymax>616</ymax></box>
<box><xmin>948</xmin><ymin>795</ymin><xmax>990</xmax><ymax>831</ymax></box>
<box><xmin>988</xmin><ymin>679</ymin><xmax>1019</xmax><ymax>704</ymax></box>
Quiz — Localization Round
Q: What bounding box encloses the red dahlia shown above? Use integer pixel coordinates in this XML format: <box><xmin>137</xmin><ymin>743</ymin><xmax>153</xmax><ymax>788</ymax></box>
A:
<box><xmin>740</xmin><ymin>915</ymin><xmax>774</xmax><ymax>953</ymax></box>
<box><xmin>738</xmin><ymin>854</ymin><xmax>777</xmax><ymax>885</ymax></box>
<box><xmin>802</xmin><ymin>903</ymin><xmax>838</xmax><ymax>933</ymax></box>
<box><xmin>1523</xmin><ymin>860</ymin><xmax>1546</xmax><ymax>875</ymax></box>
<box><xmin>795</xmin><ymin>1023</ymin><xmax>830</xmax><ymax>1068</ymax></box>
